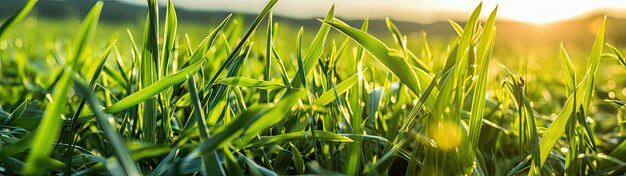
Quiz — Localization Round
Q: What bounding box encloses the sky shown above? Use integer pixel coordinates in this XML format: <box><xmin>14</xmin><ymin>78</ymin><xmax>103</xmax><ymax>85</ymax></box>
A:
<box><xmin>124</xmin><ymin>0</ymin><xmax>626</xmax><ymax>24</ymax></box>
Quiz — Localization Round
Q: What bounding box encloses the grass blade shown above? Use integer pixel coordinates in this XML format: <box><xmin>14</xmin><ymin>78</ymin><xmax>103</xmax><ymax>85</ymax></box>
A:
<box><xmin>0</xmin><ymin>0</ymin><xmax>38</xmax><ymax>42</ymax></box>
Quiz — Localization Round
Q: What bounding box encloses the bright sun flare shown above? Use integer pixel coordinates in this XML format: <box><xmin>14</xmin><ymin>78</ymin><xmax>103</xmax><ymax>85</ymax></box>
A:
<box><xmin>479</xmin><ymin>0</ymin><xmax>613</xmax><ymax>24</ymax></box>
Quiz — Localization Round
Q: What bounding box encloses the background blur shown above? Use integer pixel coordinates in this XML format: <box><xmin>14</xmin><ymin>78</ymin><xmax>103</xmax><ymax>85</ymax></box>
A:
<box><xmin>3</xmin><ymin>0</ymin><xmax>626</xmax><ymax>66</ymax></box>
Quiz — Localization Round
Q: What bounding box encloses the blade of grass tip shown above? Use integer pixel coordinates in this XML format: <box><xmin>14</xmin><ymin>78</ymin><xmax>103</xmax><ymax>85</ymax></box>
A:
<box><xmin>271</xmin><ymin>47</ymin><xmax>292</xmax><ymax>89</ymax></box>
<box><xmin>2</xmin><ymin>99</ymin><xmax>28</xmax><ymax>125</ymax></box>
<box><xmin>187</xmin><ymin>74</ymin><xmax>225</xmax><ymax>176</ymax></box>
<box><xmin>160</xmin><ymin>0</ymin><xmax>177</xmax><ymax>78</ymax></box>
<box><xmin>69</xmin><ymin>1</ymin><xmax>103</xmax><ymax>70</ymax></box>
<box><xmin>322</xmin><ymin>19</ymin><xmax>418</xmax><ymax>92</ymax></box>
<box><xmin>452</xmin><ymin>2</ymin><xmax>481</xmax><ymax>123</ymax></box>
<box><xmin>530</xmin><ymin>16</ymin><xmax>606</xmax><ymax>174</ymax></box>
<box><xmin>261</xmin><ymin>10</ymin><xmax>273</xmax><ymax>103</ymax></box>
<box><xmin>606</xmin><ymin>43</ymin><xmax>626</xmax><ymax>69</ymax></box>
<box><xmin>0</xmin><ymin>0</ymin><xmax>38</xmax><ymax>42</ymax></box>
<box><xmin>290</xmin><ymin>5</ymin><xmax>334</xmax><ymax>88</ymax></box>
<box><xmin>141</xmin><ymin>0</ymin><xmax>161</xmax><ymax>143</ymax></box>
<box><xmin>582</xmin><ymin>15</ymin><xmax>606</xmax><ymax>115</ymax></box>
<box><xmin>560</xmin><ymin>43</ymin><xmax>576</xmax><ymax>93</ymax></box>
<box><xmin>66</xmin><ymin>38</ymin><xmax>117</xmax><ymax>174</ymax></box>
<box><xmin>296</xmin><ymin>27</ymin><xmax>307</xmax><ymax>87</ymax></box>
<box><xmin>561</xmin><ymin>42</ymin><xmax>580</xmax><ymax>176</ymax></box>
<box><xmin>22</xmin><ymin>70</ymin><xmax>72</xmax><ymax>175</ymax></box>
<box><xmin>467</xmin><ymin>5</ymin><xmax>496</xmax><ymax>168</ymax></box>
<box><xmin>448</xmin><ymin>19</ymin><xmax>464</xmax><ymax>37</ymax></box>
<box><xmin>73</xmin><ymin>78</ymin><xmax>142</xmax><ymax>176</ymax></box>
<box><xmin>203</xmin><ymin>0</ymin><xmax>277</xmax><ymax>91</ymax></box>
<box><xmin>290</xmin><ymin>143</ymin><xmax>305</xmax><ymax>174</ymax></box>
<box><xmin>314</xmin><ymin>72</ymin><xmax>359</xmax><ymax>106</ymax></box>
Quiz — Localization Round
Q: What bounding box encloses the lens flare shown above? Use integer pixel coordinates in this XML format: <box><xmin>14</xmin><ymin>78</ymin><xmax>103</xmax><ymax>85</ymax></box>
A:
<box><xmin>429</xmin><ymin>120</ymin><xmax>462</xmax><ymax>150</ymax></box>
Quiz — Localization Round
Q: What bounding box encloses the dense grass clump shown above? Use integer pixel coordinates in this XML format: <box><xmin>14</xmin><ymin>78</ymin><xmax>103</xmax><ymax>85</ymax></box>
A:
<box><xmin>1</xmin><ymin>0</ymin><xmax>626</xmax><ymax>175</ymax></box>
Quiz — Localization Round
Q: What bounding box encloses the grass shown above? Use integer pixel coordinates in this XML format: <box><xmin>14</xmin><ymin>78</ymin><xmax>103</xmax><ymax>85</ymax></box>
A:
<box><xmin>1</xmin><ymin>0</ymin><xmax>626</xmax><ymax>175</ymax></box>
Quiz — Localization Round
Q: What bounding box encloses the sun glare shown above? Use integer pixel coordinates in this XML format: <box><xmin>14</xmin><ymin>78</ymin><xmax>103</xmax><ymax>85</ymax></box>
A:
<box><xmin>474</xmin><ymin>0</ymin><xmax>620</xmax><ymax>24</ymax></box>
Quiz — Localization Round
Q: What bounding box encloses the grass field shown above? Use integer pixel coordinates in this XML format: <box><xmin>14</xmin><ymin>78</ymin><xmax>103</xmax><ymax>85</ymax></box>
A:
<box><xmin>1</xmin><ymin>0</ymin><xmax>626</xmax><ymax>175</ymax></box>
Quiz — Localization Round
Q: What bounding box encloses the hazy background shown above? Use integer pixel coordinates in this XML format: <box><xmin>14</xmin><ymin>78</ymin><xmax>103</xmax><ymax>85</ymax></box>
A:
<box><xmin>3</xmin><ymin>0</ymin><xmax>626</xmax><ymax>64</ymax></box>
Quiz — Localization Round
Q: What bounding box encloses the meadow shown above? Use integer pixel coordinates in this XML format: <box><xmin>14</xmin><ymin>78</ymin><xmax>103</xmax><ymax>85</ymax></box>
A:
<box><xmin>1</xmin><ymin>0</ymin><xmax>626</xmax><ymax>175</ymax></box>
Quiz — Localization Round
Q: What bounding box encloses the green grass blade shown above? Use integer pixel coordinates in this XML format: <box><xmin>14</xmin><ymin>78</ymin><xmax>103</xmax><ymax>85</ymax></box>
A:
<box><xmin>160</xmin><ymin>0</ymin><xmax>177</xmax><ymax>78</ymax></box>
<box><xmin>582</xmin><ymin>16</ymin><xmax>606</xmax><ymax>114</ymax></box>
<box><xmin>0</xmin><ymin>0</ymin><xmax>38</xmax><ymax>42</ymax></box>
<box><xmin>187</xmin><ymin>74</ymin><xmax>225</xmax><ymax>176</ymax></box>
<box><xmin>314</xmin><ymin>72</ymin><xmax>359</xmax><ymax>106</ymax></box>
<box><xmin>290</xmin><ymin>5</ymin><xmax>334</xmax><ymax>88</ymax></box>
<box><xmin>203</xmin><ymin>0</ymin><xmax>277</xmax><ymax>90</ymax></box>
<box><xmin>607</xmin><ymin>43</ymin><xmax>626</xmax><ymax>69</ymax></box>
<box><xmin>262</xmin><ymin>10</ymin><xmax>273</xmax><ymax>102</ymax></box>
<box><xmin>22</xmin><ymin>70</ymin><xmax>72</xmax><ymax>175</ymax></box>
<box><xmin>3</xmin><ymin>99</ymin><xmax>28</xmax><ymax>125</ymax></box>
<box><xmin>560</xmin><ymin>43</ymin><xmax>576</xmax><ymax>93</ymax></box>
<box><xmin>296</xmin><ymin>27</ymin><xmax>307</xmax><ymax>88</ymax></box>
<box><xmin>322</xmin><ymin>19</ymin><xmax>423</xmax><ymax>96</ymax></box>
<box><xmin>467</xmin><ymin>5</ymin><xmax>497</xmax><ymax>164</ymax></box>
<box><xmin>70</xmin><ymin>1</ymin><xmax>103</xmax><ymax>69</ymax></box>
<box><xmin>74</xmin><ymin>79</ymin><xmax>142</xmax><ymax>176</ymax></box>
<box><xmin>290</xmin><ymin>143</ymin><xmax>305</xmax><ymax>174</ymax></box>
<box><xmin>531</xmin><ymin>16</ymin><xmax>606</xmax><ymax>173</ymax></box>
<box><xmin>105</xmin><ymin>62</ymin><xmax>202</xmax><ymax>113</ymax></box>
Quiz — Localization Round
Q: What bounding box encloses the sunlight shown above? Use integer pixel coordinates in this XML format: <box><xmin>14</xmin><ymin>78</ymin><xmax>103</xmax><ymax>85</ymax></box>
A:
<box><xmin>494</xmin><ymin>0</ymin><xmax>592</xmax><ymax>24</ymax></box>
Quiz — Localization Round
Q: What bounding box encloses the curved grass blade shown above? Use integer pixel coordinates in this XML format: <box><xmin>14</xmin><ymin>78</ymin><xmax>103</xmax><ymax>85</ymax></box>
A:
<box><xmin>0</xmin><ymin>0</ymin><xmax>38</xmax><ymax>42</ymax></box>
<box><xmin>322</xmin><ymin>19</ymin><xmax>426</xmax><ymax>97</ymax></box>
<box><xmin>22</xmin><ymin>70</ymin><xmax>72</xmax><ymax>175</ymax></box>
<box><xmin>3</xmin><ymin>99</ymin><xmax>28</xmax><ymax>125</ymax></box>
<box><xmin>106</xmin><ymin>62</ymin><xmax>202</xmax><ymax>113</ymax></box>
